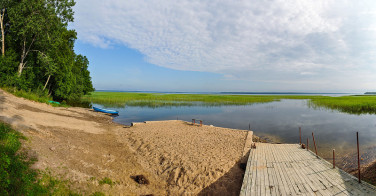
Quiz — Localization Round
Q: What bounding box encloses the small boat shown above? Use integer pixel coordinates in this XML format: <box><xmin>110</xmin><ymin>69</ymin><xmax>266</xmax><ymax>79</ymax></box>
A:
<box><xmin>93</xmin><ymin>106</ymin><xmax>119</xmax><ymax>115</ymax></box>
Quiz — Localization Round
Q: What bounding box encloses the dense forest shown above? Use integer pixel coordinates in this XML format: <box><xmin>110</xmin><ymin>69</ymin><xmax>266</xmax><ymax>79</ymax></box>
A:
<box><xmin>0</xmin><ymin>0</ymin><xmax>93</xmax><ymax>101</ymax></box>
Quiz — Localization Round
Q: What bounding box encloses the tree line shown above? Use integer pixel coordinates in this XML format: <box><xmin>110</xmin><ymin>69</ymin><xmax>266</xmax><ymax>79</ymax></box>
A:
<box><xmin>0</xmin><ymin>0</ymin><xmax>93</xmax><ymax>101</ymax></box>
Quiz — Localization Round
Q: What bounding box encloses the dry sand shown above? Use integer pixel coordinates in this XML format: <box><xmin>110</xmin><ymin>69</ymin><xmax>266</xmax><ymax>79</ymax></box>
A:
<box><xmin>0</xmin><ymin>88</ymin><xmax>251</xmax><ymax>195</ymax></box>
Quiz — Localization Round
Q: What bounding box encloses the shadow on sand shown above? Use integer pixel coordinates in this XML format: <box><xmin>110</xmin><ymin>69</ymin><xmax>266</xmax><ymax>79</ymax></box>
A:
<box><xmin>198</xmin><ymin>159</ymin><xmax>247</xmax><ymax>196</ymax></box>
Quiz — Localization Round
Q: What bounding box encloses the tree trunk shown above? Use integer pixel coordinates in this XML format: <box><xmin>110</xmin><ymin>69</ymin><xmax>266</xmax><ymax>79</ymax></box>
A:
<box><xmin>43</xmin><ymin>75</ymin><xmax>51</xmax><ymax>91</ymax></box>
<box><xmin>0</xmin><ymin>8</ymin><xmax>5</xmax><ymax>56</ymax></box>
<box><xmin>18</xmin><ymin>61</ymin><xmax>25</xmax><ymax>76</ymax></box>
<box><xmin>18</xmin><ymin>38</ymin><xmax>34</xmax><ymax>76</ymax></box>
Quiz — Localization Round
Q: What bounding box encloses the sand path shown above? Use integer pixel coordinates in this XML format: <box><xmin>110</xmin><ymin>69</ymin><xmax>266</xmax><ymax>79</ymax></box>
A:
<box><xmin>0</xmin><ymin>88</ymin><xmax>250</xmax><ymax>195</ymax></box>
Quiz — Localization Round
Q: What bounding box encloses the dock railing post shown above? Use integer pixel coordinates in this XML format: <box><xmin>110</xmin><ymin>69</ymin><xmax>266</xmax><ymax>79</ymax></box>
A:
<box><xmin>357</xmin><ymin>132</ymin><xmax>361</xmax><ymax>183</ymax></box>
<box><xmin>299</xmin><ymin>127</ymin><xmax>301</xmax><ymax>145</ymax></box>
<box><xmin>307</xmin><ymin>138</ymin><xmax>309</xmax><ymax>151</ymax></box>
<box><xmin>312</xmin><ymin>132</ymin><xmax>318</xmax><ymax>157</ymax></box>
<box><xmin>333</xmin><ymin>149</ymin><xmax>335</xmax><ymax>168</ymax></box>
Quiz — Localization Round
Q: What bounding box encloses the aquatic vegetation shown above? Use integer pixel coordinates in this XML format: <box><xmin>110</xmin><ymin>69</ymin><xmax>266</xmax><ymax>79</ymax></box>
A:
<box><xmin>309</xmin><ymin>96</ymin><xmax>376</xmax><ymax>115</ymax></box>
<box><xmin>82</xmin><ymin>91</ymin><xmax>309</xmax><ymax>107</ymax></box>
<box><xmin>83</xmin><ymin>92</ymin><xmax>376</xmax><ymax>114</ymax></box>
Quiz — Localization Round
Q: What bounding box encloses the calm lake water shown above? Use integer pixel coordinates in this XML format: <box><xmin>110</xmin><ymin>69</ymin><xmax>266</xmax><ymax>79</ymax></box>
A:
<box><xmin>93</xmin><ymin>99</ymin><xmax>376</xmax><ymax>163</ymax></box>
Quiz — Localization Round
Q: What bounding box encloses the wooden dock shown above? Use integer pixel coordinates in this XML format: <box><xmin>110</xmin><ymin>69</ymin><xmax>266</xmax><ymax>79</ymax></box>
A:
<box><xmin>240</xmin><ymin>143</ymin><xmax>376</xmax><ymax>196</ymax></box>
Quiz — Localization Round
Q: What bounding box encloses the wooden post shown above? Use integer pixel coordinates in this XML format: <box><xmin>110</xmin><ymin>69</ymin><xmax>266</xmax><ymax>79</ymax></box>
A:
<box><xmin>307</xmin><ymin>138</ymin><xmax>309</xmax><ymax>151</ymax></box>
<box><xmin>200</xmin><ymin>120</ymin><xmax>203</xmax><ymax>127</ymax></box>
<box><xmin>192</xmin><ymin>119</ymin><xmax>195</xmax><ymax>125</ymax></box>
<box><xmin>357</xmin><ymin>132</ymin><xmax>361</xmax><ymax>183</ymax></box>
<box><xmin>333</xmin><ymin>149</ymin><xmax>335</xmax><ymax>168</ymax></box>
<box><xmin>299</xmin><ymin>127</ymin><xmax>301</xmax><ymax>145</ymax></box>
<box><xmin>312</xmin><ymin>132</ymin><xmax>318</xmax><ymax>157</ymax></box>
<box><xmin>249</xmin><ymin>123</ymin><xmax>250</xmax><ymax>131</ymax></box>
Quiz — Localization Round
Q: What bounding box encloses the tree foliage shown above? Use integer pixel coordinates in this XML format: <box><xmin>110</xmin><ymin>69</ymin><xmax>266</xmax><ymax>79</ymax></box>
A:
<box><xmin>0</xmin><ymin>0</ymin><xmax>93</xmax><ymax>101</ymax></box>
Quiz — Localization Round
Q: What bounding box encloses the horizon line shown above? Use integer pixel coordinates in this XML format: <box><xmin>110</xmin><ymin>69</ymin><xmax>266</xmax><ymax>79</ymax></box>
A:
<box><xmin>94</xmin><ymin>90</ymin><xmax>365</xmax><ymax>94</ymax></box>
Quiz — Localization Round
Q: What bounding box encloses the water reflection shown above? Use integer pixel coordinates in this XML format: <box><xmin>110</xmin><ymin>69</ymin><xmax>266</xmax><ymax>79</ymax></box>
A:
<box><xmin>93</xmin><ymin>99</ymin><xmax>376</xmax><ymax>167</ymax></box>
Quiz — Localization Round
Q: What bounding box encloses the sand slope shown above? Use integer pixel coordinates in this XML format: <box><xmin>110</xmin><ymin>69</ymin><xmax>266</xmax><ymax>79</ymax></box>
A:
<box><xmin>0</xmin><ymin>88</ymin><xmax>249</xmax><ymax>195</ymax></box>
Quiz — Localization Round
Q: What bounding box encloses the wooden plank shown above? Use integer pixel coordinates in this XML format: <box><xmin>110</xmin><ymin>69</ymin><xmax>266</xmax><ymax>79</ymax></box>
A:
<box><xmin>309</xmin><ymin>158</ymin><xmax>362</xmax><ymax>196</ymax></box>
<box><xmin>240</xmin><ymin>143</ymin><xmax>376</xmax><ymax>196</ymax></box>
<box><xmin>250</xmin><ymin>143</ymin><xmax>260</xmax><ymax>196</ymax></box>
<box><xmin>292</xmin><ymin>147</ymin><xmax>328</xmax><ymax>193</ymax></box>
<box><xmin>293</xmin><ymin>149</ymin><xmax>333</xmax><ymax>196</ymax></box>
<box><xmin>266</xmin><ymin>144</ymin><xmax>280</xmax><ymax>196</ymax></box>
<box><xmin>269</xmin><ymin>144</ymin><xmax>287</xmax><ymax>196</ymax></box>
<box><xmin>279</xmin><ymin>144</ymin><xmax>306</xmax><ymax>195</ymax></box>
<box><xmin>260</xmin><ymin>143</ymin><xmax>266</xmax><ymax>196</ymax></box>
<box><xmin>272</xmin><ymin>145</ymin><xmax>290</xmax><ymax>195</ymax></box>
<box><xmin>240</xmin><ymin>146</ymin><xmax>253</xmax><ymax>196</ymax></box>
<box><xmin>274</xmin><ymin>145</ymin><xmax>295</xmax><ymax>195</ymax></box>
<box><xmin>288</xmin><ymin>148</ymin><xmax>310</xmax><ymax>195</ymax></box>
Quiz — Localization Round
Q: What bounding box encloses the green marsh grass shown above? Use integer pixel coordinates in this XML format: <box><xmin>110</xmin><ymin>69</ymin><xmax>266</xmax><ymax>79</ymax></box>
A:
<box><xmin>82</xmin><ymin>91</ymin><xmax>279</xmax><ymax>108</ymax></box>
<box><xmin>82</xmin><ymin>92</ymin><xmax>321</xmax><ymax>107</ymax></box>
<box><xmin>309</xmin><ymin>95</ymin><xmax>376</xmax><ymax>115</ymax></box>
<box><xmin>83</xmin><ymin>92</ymin><xmax>376</xmax><ymax>114</ymax></box>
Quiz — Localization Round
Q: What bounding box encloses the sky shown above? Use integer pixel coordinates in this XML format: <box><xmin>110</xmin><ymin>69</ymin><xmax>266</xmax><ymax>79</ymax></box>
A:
<box><xmin>72</xmin><ymin>0</ymin><xmax>376</xmax><ymax>93</ymax></box>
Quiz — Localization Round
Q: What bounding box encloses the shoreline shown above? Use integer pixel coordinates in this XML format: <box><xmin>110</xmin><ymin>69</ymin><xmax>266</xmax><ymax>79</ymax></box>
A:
<box><xmin>0</xmin><ymin>88</ymin><xmax>251</xmax><ymax>195</ymax></box>
<box><xmin>2</xmin><ymin>87</ymin><xmax>375</xmax><ymax>193</ymax></box>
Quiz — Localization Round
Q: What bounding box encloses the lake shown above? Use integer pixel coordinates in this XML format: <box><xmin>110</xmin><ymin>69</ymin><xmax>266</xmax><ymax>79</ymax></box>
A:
<box><xmin>93</xmin><ymin>98</ymin><xmax>376</xmax><ymax>167</ymax></box>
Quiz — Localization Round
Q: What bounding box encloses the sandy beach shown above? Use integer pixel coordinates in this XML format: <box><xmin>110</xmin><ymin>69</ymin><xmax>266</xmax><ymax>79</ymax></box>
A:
<box><xmin>0</xmin><ymin>88</ymin><xmax>250</xmax><ymax>195</ymax></box>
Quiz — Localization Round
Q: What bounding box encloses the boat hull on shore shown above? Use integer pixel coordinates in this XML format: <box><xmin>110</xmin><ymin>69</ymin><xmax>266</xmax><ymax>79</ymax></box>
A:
<box><xmin>93</xmin><ymin>106</ymin><xmax>119</xmax><ymax>115</ymax></box>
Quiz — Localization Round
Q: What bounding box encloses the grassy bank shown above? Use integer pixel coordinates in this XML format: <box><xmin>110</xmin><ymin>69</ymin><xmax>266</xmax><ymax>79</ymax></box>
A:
<box><xmin>0</xmin><ymin>123</ymin><xmax>78</xmax><ymax>195</ymax></box>
<box><xmin>2</xmin><ymin>87</ymin><xmax>52</xmax><ymax>104</ymax></box>
<box><xmin>1</xmin><ymin>87</ymin><xmax>92</xmax><ymax>108</ymax></box>
<box><xmin>83</xmin><ymin>91</ymin><xmax>376</xmax><ymax>114</ymax></box>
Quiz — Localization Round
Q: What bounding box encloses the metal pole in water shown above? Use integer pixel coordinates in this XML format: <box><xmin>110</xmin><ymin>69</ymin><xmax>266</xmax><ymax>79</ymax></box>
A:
<box><xmin>333</xmin><ymin>149</ymin><xmax>335</xmax><ymax>168</ymax></box>
<box><xmin>299</xmin><ymin>127</ymin><xmax>301</xmax><ymax>145</ymax></box>
<box><xmin>312</xmin><ymin>132</ymin><xmax>318</xmax><ymax>157</ymax></box>
<box><xmin>357</xmin><ymin>132</ymin><xmax>361</xmax><ymax>183</ymax></box>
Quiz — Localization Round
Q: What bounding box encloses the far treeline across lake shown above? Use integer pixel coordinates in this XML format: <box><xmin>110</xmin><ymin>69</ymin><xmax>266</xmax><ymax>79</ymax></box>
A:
<box><xmin>0</xmin><ymin>0</ymin><xmax>93</xmax><ymax>102</ymax></box>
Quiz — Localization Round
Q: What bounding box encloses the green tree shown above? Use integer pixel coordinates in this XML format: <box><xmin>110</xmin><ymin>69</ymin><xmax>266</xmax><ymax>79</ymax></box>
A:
<box><xmin>0</xmin><ymin>0</ymin><xmax>93</xmax><ymax>102</ymax></box>
<box><xmin>8</xmin><ymin>0</ymin><xmax>75</xmax><ymax>77</ymax></box>
<box><xmin>0</xmin><ymin>0</ymin><xmax>14</xmax><ymax>56</ymax></box>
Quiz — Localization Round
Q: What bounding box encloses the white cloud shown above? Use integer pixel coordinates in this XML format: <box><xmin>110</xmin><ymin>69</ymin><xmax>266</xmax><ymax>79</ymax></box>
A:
<box><xmin>73</xmin><ymin>0</ymin><xmax>376</xmax><ymax>91</ymax></box>
<box><xmin>300</xmin><ymin>72</ymin><xmax>317</xmax><ymax>75</ymax></box>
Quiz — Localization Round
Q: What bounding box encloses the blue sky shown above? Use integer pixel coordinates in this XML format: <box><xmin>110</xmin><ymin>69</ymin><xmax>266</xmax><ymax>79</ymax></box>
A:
<box><xmin>72</xmin><ymin>0</ymin><xmax>376</xmax><ymax>92</ymax></box>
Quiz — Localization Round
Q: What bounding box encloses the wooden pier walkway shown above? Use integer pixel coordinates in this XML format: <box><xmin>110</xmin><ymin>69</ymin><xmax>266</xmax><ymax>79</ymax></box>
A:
<box><xmin>240</xmin><ymin>143</ymin><xmax>376</xmax><ymax>196</ymax></box>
